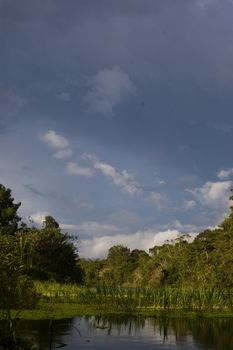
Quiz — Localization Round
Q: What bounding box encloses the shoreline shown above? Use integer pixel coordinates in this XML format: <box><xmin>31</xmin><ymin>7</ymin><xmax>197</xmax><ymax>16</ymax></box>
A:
<box><xmin>8</xmin><ymin>302</ymin><xmax>233</xmax><ymax>320</ymax></box>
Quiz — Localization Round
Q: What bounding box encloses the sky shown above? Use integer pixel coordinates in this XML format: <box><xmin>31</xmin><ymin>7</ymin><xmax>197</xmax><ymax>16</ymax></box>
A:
<box><xmin>1</xmin><ymin>0</ymin><xmax>233</xmax><ymax>258</ymax></box>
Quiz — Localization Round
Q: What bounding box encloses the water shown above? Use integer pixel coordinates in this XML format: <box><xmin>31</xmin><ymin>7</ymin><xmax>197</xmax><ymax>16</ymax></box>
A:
<box><xmin>18</xmin><ymin>315</ymin><xmax>233</xmax><ymax>350</ymax></box>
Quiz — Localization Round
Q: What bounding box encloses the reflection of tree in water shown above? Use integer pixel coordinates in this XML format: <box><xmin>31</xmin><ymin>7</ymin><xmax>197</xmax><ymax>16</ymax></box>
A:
<box><xmin>190</xmin><ymin>318</ymin><xmax>233</xmax><ymax>350</ymax></box>
<box><xmin>89</xmin><ymin>315</ymin><xmax>233</xmax><ymax>349</ymax></box>
<box><xmin>152</xmin><ymin>317</ymin><xmax>233</xmax><ymax>349</ymax></box>
<box><xmin>18</xmin><ymin>318</ymin><xmax>75</xmax><ymax>350</ymax></box>
<box><xmin>17</xmin><ymin>316</ymin><xmax>233</xmax><ymax>349</ymax></box>
<box><xmin>88</xmin><ymin>314</ymin><xmax>146</xmax><ymax>336</ymax></box>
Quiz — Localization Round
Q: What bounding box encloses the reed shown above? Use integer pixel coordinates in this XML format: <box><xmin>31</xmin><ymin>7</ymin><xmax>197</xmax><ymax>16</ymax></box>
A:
<box><xmin>34</xmin><ymin>281</ymin><xmax>233</xmax><ymax>312</ymax></box>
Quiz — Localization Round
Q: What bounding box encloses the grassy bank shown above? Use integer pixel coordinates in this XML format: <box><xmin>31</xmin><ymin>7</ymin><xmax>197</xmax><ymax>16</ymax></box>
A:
<box><xmin>8</xmin><ymin>281</ymin><xmax>232</xmax><ymax>320</ymax></box>
<box><xmin>35</xmin><ymin>281</ymin><xmax>233</xmax><ymax>310</ymax></box>
<box><xmin>12</xmin><ymin>302</ymin><xmax>233</xmax><ymax>320</ymax></box>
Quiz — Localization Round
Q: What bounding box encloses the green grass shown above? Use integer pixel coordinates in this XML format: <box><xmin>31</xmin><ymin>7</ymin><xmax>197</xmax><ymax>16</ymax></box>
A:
<box><xmin>35</xmin><ymin>281</ymin><xmax>233</xmax><ymax>311</ymax></box>
<box><xmin>6</xmin><ymin>281</ymin><xmax>233</xmax><ymax>320</ymax></box>
<box><xmin>10</xmin><ymin>302</ymin><xmax>233</xmax><ymax>320</ymax></box>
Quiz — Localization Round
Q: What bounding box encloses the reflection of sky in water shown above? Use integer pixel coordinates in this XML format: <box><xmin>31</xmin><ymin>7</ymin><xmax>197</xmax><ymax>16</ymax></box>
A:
<box><xmin>18</xmin><ymin>316</ymin><xmax>233</xmax><ymax>350</ymax></box>
<box><xmin>64</xmin><ymin>319</ymin><xmax>195</xmax><ymax>350</ymax></box>
<box><xmin>64</xmin><ymin>318</ymin><xmax>197</xmax><ymax>349</ymax></box>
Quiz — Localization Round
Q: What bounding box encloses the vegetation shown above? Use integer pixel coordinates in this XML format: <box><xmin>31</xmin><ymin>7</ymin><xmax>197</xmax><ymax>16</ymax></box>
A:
<box><xmin>0</xmin><ymin>184</ymin><xmax>82</xmax><ymax>348</ymax></box>
<box><xmin>0</xmin><ymin>183</ymin><xmax>233</xmax><ymax>336</ymax></box>
<box><xmin>32</xmin><ymin>281</ymin><xmax>233</xmax><ymax>314</ymax></box>
<box><xmin>80</xmin><ymin>193</ymin><xmax>233</xmax><ymax>289</ymax></box>
<box><xmin>0</xmin><ymin>184</ymin><xmax>21</xmax><ymax>236</ymax></box>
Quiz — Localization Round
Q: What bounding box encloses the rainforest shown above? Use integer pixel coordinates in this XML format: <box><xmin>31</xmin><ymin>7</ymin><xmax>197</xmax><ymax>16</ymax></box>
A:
<box><xmin>0</xmin><ymin>183</ymin><xmax>233</xmax><ymax>349</ymax></box>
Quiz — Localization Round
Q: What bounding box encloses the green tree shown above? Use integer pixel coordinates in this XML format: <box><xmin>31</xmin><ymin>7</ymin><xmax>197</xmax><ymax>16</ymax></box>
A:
<box><xmin>81</xmin><ymin>258</ymin><xmax>104</xmax><ymax>287</ymax></box>
<box><xmin>0</xmin><ymin>234</ymin><xmax>37</xmax><ymax>342</ymax></box>
<box><xmin>28</xmin><ymin>217</ymin><xmax>83</xmax><ymax>283</ymax></box>
<box><xmin>101</xmin><ymin>245</ymin><xmax>133</xmax><ymax>286</ymax></box>
<box><xmin>43</xmin><ymin>215</ymin><xmax>59</xmax><ymax>229</ymax></box>
<box><xmin>0</xmin><ymin>184</ymin><xmax>21</xmax><ymax>235</ymax></box>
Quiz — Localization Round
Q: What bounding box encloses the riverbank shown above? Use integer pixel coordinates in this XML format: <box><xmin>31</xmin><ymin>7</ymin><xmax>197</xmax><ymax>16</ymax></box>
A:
<box><xmin>5</xmin><ymin>281</ymin><xmax>233</xmax><ymax>320</ymax></box>
<box><xmin>9</xmin><ymin>302</ymin><xmax>233</xmax><ymax>320</ymax></box>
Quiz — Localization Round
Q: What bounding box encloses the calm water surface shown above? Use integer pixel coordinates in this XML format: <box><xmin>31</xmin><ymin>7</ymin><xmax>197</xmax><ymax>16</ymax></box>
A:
<box><xmin>18</xmin><ymin>315</ymin><xmax>233</xmax><ymax>350</ymax></box>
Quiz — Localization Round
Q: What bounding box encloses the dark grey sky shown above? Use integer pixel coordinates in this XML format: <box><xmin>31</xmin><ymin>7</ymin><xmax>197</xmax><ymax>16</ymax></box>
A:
<box><xmin>1</xmin><ymin>0</ymin><xmax>233</xmax><ymax>257</ymax></box>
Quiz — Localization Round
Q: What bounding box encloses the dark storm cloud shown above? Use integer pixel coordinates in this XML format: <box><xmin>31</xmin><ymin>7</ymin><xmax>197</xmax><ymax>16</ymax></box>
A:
<box><xmin>1</xmin><ymin>1</ymin><xmax>233</xmax><ymax>256</ymax></box>
<box><xmin>0</xmin><ymin>0</ymin><xmax>184</xmax><ymax>21</ymax></box>
<box><xmin>0</xmin><ymin>86</ymin><xmax>28</xmax><ymax>132</ymax></box>
<box><xmin>1</xmin><ymin>0</ymin><xmax>233</xmax><ymax>173</ymax></box>
<box><xmin>2</xmin><ymin>0</ymin><xmax>232</xmax><ymax>81</ymax></box>
<box><xmin>2</xmin><ymin>0</ymin><xmax>233</xmax><ymax>96</ymax></box>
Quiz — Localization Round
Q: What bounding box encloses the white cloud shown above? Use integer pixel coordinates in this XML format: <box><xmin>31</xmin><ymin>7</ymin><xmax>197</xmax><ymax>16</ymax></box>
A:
<box><xmin>66</xmin><ymin>162</ymin><xmax>92</xmax><ymax>177</ymax></box>
<box><xmin>217</xmin><ymin>168</ymin><xmax>233</xmax><ymax>179</ymax></box>
<box><xmin>85</xmin><ymin>66</ymin><xmax>136</xmax><ymax>115</ymax></box>
<box><xmin>79</xmin><ymin>229</ymin><xmax>197</xmax><ymax>259</ymax></box>
<box><xmin>54</xmin><ymin>149</ymin><xmax>73</xmax><ymax>159</ymax></box>
<box><xmin>95</xmin><ymin>162</ymin><xmax>142</xmax><ymax>195</ymax></box>
<box><xmin>170</xmin><ymin>220</ymin><xmax>198</xmax><ymax>232</ymax></box>
<box><xmin>61</xmin><ymin>221</ymin><xmax>119</xmax><ymax>237</ymax></box>
<box><xmin>30</xmin><ymin>211</ymin><xmax>49</xmax><ymax>225</ymax></box>
<box><xmin>148</xmin><ymin>191</ymin><xmax>167</xmax><ymax>209</ymax></box>
<box><xmin>56</xmin><ymin>92</ymin><xmax>71</xmax><ymax>102</ymax></box>
<box><xmin>158</xmin><ymin>180</ymin><xmax>166</xmax><ymax>185</ymax></box>
<box><xmin>189</xmin><ymin>180</ymin><xmax>232</xmax><ymax>209</ymax></box>
<box><xmin>40</xmin><ymin>130</ymin><xmax>70</xmax><ymax>149</ymax></box>
<box><xmin>83</xmin><ymin>153</ymin><xmax>142</xmax><ymax>195</ymax></box>
<box><xmin>183</xmin><ymin>199</ymin><xmax>197</xmax><ymax>211</ymax></box>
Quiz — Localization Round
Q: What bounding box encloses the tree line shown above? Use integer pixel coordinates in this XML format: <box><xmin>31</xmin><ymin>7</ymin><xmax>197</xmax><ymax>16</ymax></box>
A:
<box><xmin>1</xmin><ymin>182</ymin><xmax>233</xmax><ymax>304</ymax></box>
<box><xmin>81</xmin><ymin>197</ymin><xmax>233</xmax><ymax>289</ymax></box>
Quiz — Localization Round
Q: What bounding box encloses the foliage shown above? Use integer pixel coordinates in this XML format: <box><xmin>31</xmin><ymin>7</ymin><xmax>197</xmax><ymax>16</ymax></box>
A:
<box><xmin>43</xmin><ymin>215</ymin><xmax>59</xmax><ymax>229</ymax></box>
<box><xmin>32</xmin><ymin>281</ymin><xmax>233</xmax><ymax>314</ymax></box>
<box><xmin>0</xmin><ymin>182</ymin><xmax>233</xmax><ymax>319</ymax></box>
<box><xmin>0</xmin><ymin>235</ymin><xmax>37</xmax><ymax>312</ymax></box>
<box><xmin>81</xmin><ymin>194</ymin><xmax>233</xmax><ymax>289</ymax></box>
<box><xmin>0</xmin><ymin>234</ymin><xmax>38</xmax><ymax>347</ymax></box>
<box><xmin>80</xmin><ymin>259</ymin><xmax>105</xmax><ymax>287</ymax></box>
<box><xmin>31</xmin><ymin>226</ymin><xmax>82</xmax><ymax>282</ymax></box>
<box><xmin>17</xmin><ymin>226</ymin><xmax>83</xmax><ymax>283</ymax></box>
<box><xmin>0</xmin><ymin>184</ymin><xmax>21</xmax><ymax>235</ymax></box>
<box><xmin>100</xmin><ymin>245</ymin><xmax>134</xmax><ymax>286</ymax></box>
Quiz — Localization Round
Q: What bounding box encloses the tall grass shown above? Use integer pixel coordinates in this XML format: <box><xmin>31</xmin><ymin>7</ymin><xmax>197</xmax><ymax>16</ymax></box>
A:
<box><xmin>34</xmin><ymin>281</ymin><xmax>233</xmax><ymax>312</ymax></box>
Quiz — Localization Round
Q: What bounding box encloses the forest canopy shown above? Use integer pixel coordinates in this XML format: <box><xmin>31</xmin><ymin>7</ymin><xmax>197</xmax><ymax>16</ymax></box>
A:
<box><xmin>0</xmin><ymin>183</ymin><xmax>233</xmax><ymax>291</ymax></box>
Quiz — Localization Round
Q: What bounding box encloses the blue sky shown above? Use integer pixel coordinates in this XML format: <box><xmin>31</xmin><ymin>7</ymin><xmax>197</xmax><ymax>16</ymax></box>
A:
<box><xmin>1</xmin><ymin>0</ymin><xmax>233</xmax><ymax>257</ymax></box>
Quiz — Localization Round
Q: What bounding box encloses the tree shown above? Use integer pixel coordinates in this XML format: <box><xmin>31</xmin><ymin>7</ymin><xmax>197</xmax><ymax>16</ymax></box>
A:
<box><xmin>81</xmin><ymin>259</ymin><xmax>105</xmax><ymax>287</ymax></box>
<box><xmin>0</xmin><ymin>234</ymin><xmax>37</xmax><ymax>344</ymax></box>
<box><xmin>0</xmin><ymin>184</ymin><xmax>21</xmax><ymax>235</ymax></box>
<box><xmin>102</xmin><ymin>245</ymin><xmax>133</xmax><ymax>286</ymax></box>
<box><xmin>28</xmin><ymin>216</ymin><xmax>83</xmax><ymax>283</ymax></box>
<box><xmin>43</xmin><ymin>215</ymin><xmax>59</xmax><ymax>229</ymax></box>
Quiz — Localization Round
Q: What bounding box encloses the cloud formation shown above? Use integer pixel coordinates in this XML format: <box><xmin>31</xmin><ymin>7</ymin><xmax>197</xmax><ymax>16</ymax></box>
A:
<box><xmin>66</xmin><ymin>162</ymin><xmax>92</xmax><ymax>177</ymax></box>
<box><xmin>85</xmin><ymin>66</ymin><xmax>136</xmax><ymax>115</ymax></box>
<box><xmin>148</xmin><ymin>191</ymin><xmax>168</xmax><ymax>209</ymax></box>
<box><xmin>218</xmin><ymin>168</ymin><xmax>233</xmax><ymax>179</ymax></box>
<box><xmin>61</xmin><ymin>221</ymin><xmax>119</xmax><ymax>237</ymax></box>
<box><xmin>84</xmin><ymin>154</ymin><xmax>142</xmax><ymax>195</ymax></box>
<box><xmin>40</xmin><ymin>130</ymin><xmax>73</xmax><ymax>159</ymax></box>
<box><xmin>54</xmin><ymin>149</ymin><xmax>73</xmax><ymax>159</ymax></box>
<box><xmin>189</xmin><ymin>180</ymin><xmax>232</xmax><ymax>209</ymax></box>
<box><xmin>183</xmin><ymin>199</ymin><xmax>197</xmax><ymax>211</ymax></box>
<box><xmin>79</xmin><ymin>229</ymin><xmax>197</xmax><ymax>259</ymax></box>
<box><xmin>40</xmin><ymin>130</ymin><xmax>70</xmax><ymax>149</ymax></box>
<box><xmin>30</xmin><ymin>211</ymin><xmax>50</xmax><ymax>225</ymax></box>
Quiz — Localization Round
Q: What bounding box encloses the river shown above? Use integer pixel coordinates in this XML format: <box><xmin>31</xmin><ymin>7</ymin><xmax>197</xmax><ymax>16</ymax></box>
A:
<box><xmin>18</xmin><ymin>315</ymin><xmax>233</xmax><ymax>349</ymax></box>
